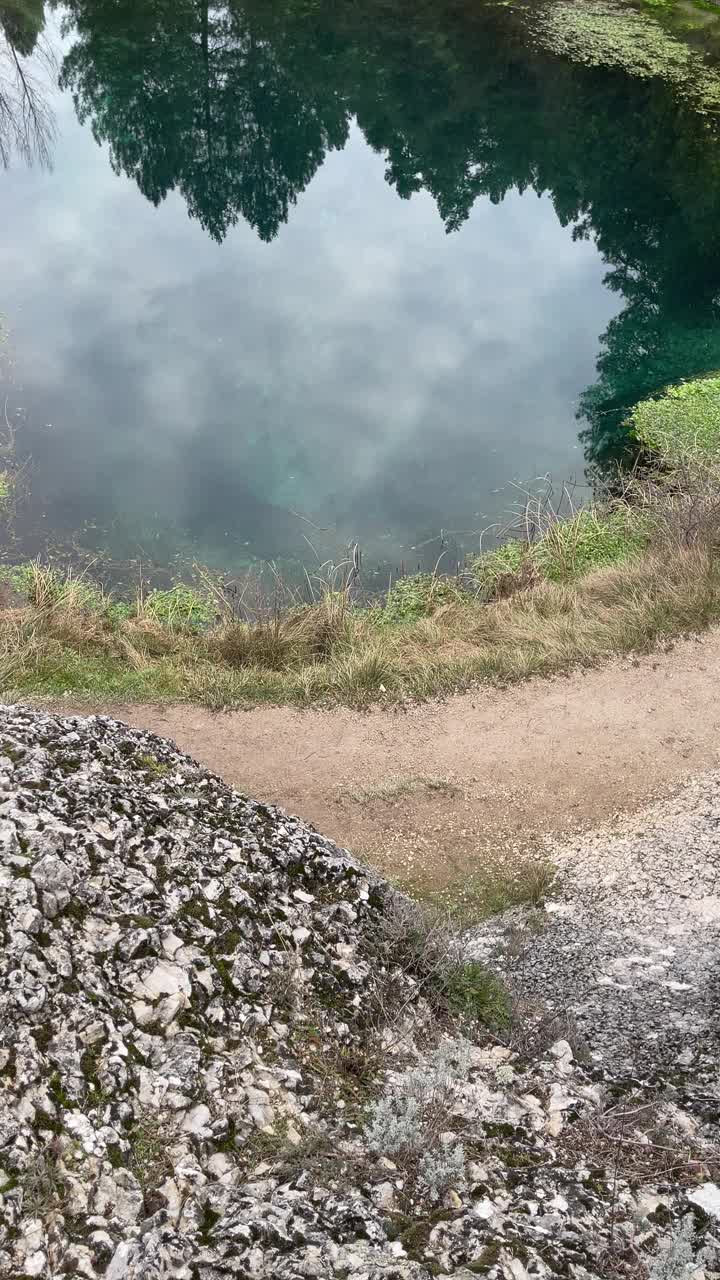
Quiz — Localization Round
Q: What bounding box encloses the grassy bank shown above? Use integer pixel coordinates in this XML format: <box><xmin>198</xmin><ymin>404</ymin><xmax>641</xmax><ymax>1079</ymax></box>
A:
<box><xmin>2</xmin><ymin>377</ymin><xmax>720</xmax><ymax>710</ymax></box>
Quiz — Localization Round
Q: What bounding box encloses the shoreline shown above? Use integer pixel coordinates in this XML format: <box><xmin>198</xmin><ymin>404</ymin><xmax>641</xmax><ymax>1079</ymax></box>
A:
<box><xmin>0</xmin><ymin>375</ymin><xmax>718</xmax><ymax>711</ymax></box>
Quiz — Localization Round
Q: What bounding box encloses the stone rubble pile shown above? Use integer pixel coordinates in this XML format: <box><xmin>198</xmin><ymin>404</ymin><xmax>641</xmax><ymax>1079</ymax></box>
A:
<box><xmin>0</xmin><ymin>706</ymin><xmax>718</xmax><ymax>1279</ymax></box>
<box><xmin>469</xmin><ymin>773</ymin><xmax>720</xmax><ymax>1081</ymax></box>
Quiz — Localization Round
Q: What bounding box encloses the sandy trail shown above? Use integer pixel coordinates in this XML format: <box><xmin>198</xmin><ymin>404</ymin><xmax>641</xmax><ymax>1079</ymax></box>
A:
<box><xmin>54</xmin><ymin>630</ymin><xmax>720</xmax><ymax>895</ymax></box>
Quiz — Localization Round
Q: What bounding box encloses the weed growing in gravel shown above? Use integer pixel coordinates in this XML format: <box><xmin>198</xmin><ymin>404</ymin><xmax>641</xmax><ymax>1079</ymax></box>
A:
<box><xmin>129</xmin><ymin>1111</ymin><xmax>174</xmax><ymax>1198</ymax></box>
<box><xmin>17</xmin><ymin>1149</ymin><xmax>67</xmax><ymax>1216</ymax></box>
<box><xmin>444</xmin><ymin>960</ymin><xmax>511</xmax><ymax>1026</ymax></box>
<box><xmin>366</xmin><ymin>894</ymin><xmax>512</xmax><ymax>1031</ymax></box>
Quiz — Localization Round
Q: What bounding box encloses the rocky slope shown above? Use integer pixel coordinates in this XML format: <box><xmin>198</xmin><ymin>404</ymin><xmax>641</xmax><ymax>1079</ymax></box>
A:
<box><xmin>0</xmin><ymin>705</ymin><xmax>718</xmax><ymax>1280</ymax></box>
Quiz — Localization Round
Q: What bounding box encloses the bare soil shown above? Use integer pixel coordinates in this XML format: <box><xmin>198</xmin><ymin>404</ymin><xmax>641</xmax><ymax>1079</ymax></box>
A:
<box><xmin>54</xmin><ymin>630</ymin><xmax>720</xmax><ymax>898</ymax></box>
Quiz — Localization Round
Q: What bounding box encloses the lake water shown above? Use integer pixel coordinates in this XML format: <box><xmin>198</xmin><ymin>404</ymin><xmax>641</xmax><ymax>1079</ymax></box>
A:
<box><xmin>2</xmin><ymin>0</ymin><xmax>720</xmax><ymax>581</ymax></box>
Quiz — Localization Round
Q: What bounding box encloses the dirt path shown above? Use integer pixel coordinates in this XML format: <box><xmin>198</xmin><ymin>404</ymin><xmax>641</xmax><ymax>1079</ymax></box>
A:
<box><xmin>54</xmin><ymin>630</ymin><xmax>720</xmax><ymax>897</ymax></box>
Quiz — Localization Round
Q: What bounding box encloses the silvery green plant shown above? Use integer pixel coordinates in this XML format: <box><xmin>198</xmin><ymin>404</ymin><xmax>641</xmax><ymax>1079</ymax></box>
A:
<box><xmin>649</xmin><ymin>1216</ymin><xmax>716</xmax><ymax>1280</ymax></box>
<box><xmin>364</xmin><ymin>1039</ymin><xmax>471</xmax><ymax>1198</ymax></box>
<box><xmin>417</xmin><ymin>1144</ymin><xmax>467</xmax><ymax>1204</ymax></box>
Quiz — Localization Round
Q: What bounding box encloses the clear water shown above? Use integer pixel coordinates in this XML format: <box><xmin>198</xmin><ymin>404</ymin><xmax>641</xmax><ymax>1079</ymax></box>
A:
<box><xmin>2</xmin><ymin>0</ymin><xmax>720</xmax><ymax>580</ymax></box>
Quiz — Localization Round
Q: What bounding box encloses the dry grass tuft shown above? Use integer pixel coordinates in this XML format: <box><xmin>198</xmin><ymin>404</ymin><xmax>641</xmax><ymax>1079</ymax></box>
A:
<box><xmin>559</xmin><ymin>1093</ymin><xmax>720</xmax><ymax>1187</ymax></box>
<box><xmin>340</xmin><ymin>775</ymin><xmax>461</xmax><ymax>804</ymax></box>
<box><xmin>211</xmin><ymin>617</ymin><xmax>299</xmax><ymax>671</ymax></box>
<box><xmin>209</xmin><ymin>593</ymin><xmax>351</xmax><ymax>672</ymax></box>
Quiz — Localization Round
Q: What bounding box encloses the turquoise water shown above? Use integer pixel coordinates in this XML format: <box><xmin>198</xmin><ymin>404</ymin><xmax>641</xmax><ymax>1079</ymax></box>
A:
<box><xmin>1</xmin><ymin>0</ymin><xmax>720</xmax><ymax>578</ymax></box>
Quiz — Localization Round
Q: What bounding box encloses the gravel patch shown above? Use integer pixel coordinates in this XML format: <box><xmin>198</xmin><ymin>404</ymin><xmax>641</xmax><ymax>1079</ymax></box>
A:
<box><xmin>1</xmin><ymin>706</ymin><xmax>719</xmax><ymax>1280</ymax></box>
<box><xmin>471</xmin><ymin>772</ymin><xmax>720</xmax><ymax>1076</ymax></box>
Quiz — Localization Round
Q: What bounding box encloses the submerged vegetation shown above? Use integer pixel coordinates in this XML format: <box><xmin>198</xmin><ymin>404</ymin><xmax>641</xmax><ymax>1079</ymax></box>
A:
<box><xmin>1</xmin><ymin>376</ymin><xmax>719</xmax><ymax>710</ymax></box>
<box><xmin>534</xmin><ymin>1</ymin><xmax>720</xmax><ymax>113</ymax></box>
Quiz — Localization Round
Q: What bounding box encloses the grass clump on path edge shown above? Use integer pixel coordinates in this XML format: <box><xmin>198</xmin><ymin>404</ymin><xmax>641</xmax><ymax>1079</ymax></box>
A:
<box><xmin>2</xmin><ymin>374</ymin><xmax>720</xmax><ymax>711</ymax></box>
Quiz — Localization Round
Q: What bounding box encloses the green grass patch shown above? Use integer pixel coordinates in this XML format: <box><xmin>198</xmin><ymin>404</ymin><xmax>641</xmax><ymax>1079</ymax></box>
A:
<box><xmin>532</xmin><ymin>506</ymin><xmax>652</xmax><ymax>582</ymax></box>
<box><xmin>7</xmin><ymin>651</ymin><xmax>187</xmax><ymax>700</ymax></box>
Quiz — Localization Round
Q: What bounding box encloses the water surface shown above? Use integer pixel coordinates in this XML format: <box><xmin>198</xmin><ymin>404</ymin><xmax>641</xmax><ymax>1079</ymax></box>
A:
<box><xmin>1</xmin><ymin>0</ymin><xmax>720</xmax><ymax>578</ymax></box>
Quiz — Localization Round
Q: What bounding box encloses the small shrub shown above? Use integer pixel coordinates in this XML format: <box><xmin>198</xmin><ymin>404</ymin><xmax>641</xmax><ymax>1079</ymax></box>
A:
<box><xmin>648</xmin><ymin>1215</ymin><xmax>716</xmax><ymax>1280</ymax></box>
<box><xmin>368</xmin><ymin>895</ymin><xmax>510</xmax><ymax>1029</ymax></box>
<box><xmin>631</xmin><ymin>375</ymin><xmax>720</xmax><ymax>465</ymax></box>
<box><xmin>417</xmin><ymin>1143</ymin><xmax>467</xmax><ymax>1204</ymax></box>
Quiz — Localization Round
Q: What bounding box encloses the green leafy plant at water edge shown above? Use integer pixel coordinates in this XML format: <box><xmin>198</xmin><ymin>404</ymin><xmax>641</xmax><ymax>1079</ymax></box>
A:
<box><xmin>0</xmin><ymin>471</ymin><xmax>13</xmax><ymax>513</ymax></box>
<box><xmin>630</xmin><ymin>375</ymin><xmax>720</xmax><ymax>463</ymax></box>
<box><xmin>5</xmin><ymin>561</ymin><xmax>132</xmax><ymax>626</ymax></box>
<box><xmin>469</xmin><ymin>507</ymin><xmax>651</xmax><ymax>593</ymax></box>
<box><xmin>8</xmin><ymin>562</ymin><xmax>105</xmax><ymax>611</ymax></box>
<box><xmin>143</xmin><ymin>585</ymin><xmax>214</xmax><ymax>629</ymax></box>
<box><xmin>380</xmin><ymin>573</ymin><xmax>469</xmax><ymax>625</ymax></box>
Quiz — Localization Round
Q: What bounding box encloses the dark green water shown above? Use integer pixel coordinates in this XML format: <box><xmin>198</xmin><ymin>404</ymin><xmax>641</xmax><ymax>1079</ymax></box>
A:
<box><xmin>2</xmin><ymin>0</ymin><xmax>720</xmax><ymax>578</ymax></box>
